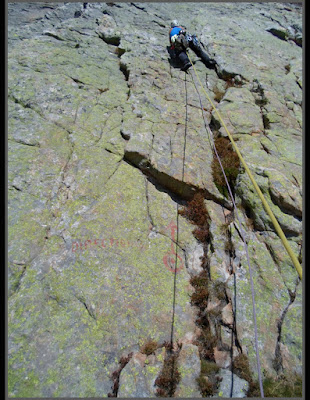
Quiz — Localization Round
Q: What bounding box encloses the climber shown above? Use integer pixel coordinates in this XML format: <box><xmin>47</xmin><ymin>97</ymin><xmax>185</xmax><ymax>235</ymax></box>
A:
<box><xmin>169</xmin><ymin>20</ymin><xmax>216</xmax><ymax>71</ymax></box>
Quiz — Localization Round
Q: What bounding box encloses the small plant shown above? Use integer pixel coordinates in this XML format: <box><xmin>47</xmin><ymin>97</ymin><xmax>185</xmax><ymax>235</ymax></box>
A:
<box><xmin>179</xmin><ymin>192</ymin><xmax>209</xmax><ymax>226</ymax></box>
<box><xmin>140</xmin><ymin>340</ymin><xmax>158</xmax><ymax>356</ymax></box>
<box><xmin>211</xmin><ymin>136</ymin><xmax>240</xmax><ymax>198</ymax></box>
<box><xmin>162</xmin><ymin>340</ymin><xmax>173</xmax><ymax>351</ymax></box>
<box><xmin>119</xmin><ymin>353</ymin><xmax>133</xmax><ymax>368</ymax></box>
<box><xmin>265</xmin><ymin>374</ymin><xmax>302</xmax><ymax>397</ymax></box>
<box><xmin>246</xmin><ymin>373</ymin><xmax>302</xmax><ymax>397</ymax></box>
<box><xmin>213</xmin><ymin>281</ymin><xmax>227</xmax><ymax>302</ymax></box>
<box><xmin>196</xmin><ymin>375</ymin><xmax>215</xmax><ymax>396</ymax></box>
<box><xmin>155</xmin><ymin>352</ymin><xmax>181</xmax><ymax>397</ymax></box>
<box><xmin>200</xmin><ymin>253</ymin><xmax>210</xmax><ymax>270</ymax></box>
<box><xmin>189</xmin><ymin>271</ymin><xmax>209</xmax><ymax>309</ymax></box>
<box><xmin>190</xmin><ymin>286</ymin><xmax>209</xmax><ymax>308</ymax></box>
<box><xmin>201</xmin><ymin>359</ymin><xmax>220</xmax><ymax>375</ymax></box>
<box><xmin>197</xmin><ymin>360</ymin><xmax>221</xmax><ymax>396</ymax></box>
<box><xmin>178</xmin><ymin>192</ymin><xmax>211</xmax><ymax>244</ymax></box>
<box><xmin>233</xmin><ymin>353</ymin><xmax>252</xmax><ymax>382</ymax></box>
<box><xmin>232</xmin><ymin>353</ymin><xmax>302</xmax><ymax>397</ymax></box>
<box><xmin>190</xmin><ymin>270</ymin><xmax>209</xmax><ymax>288</ymax></box>
<box><xmin>193</xmin><ymin>325</ymin><xmax>218</xmax><ymax>361</ymax></box>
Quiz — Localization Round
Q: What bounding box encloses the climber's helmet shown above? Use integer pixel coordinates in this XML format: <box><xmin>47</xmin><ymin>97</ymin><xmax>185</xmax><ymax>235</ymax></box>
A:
<box><xmin>171</xmin><ymin>20</ymin><xmax>179</xmax><ymax>28</ymax></box>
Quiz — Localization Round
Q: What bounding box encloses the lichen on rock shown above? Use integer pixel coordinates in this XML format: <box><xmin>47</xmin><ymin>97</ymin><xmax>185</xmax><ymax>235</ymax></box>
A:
<box><xmin>8</xmin><ymin>2</ymin><xmax>302</xmax><ymax>397</ymax></box>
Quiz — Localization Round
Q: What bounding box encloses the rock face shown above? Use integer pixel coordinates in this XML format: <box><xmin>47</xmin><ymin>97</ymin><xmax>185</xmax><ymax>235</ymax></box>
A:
<box><xmin>8</xmin><ymin>2</ymin><xmax>302</xmax><ymax>397</ymax></box>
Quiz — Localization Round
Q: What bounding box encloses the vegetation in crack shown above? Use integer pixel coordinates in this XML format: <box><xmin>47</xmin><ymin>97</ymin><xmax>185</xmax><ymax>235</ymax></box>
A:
<box><xmin>233</xmin><ymin>352</ymin><xmax>302</xmax><ymax>397</ymax></box>
<box><xmin>196</xmin><ymin>360</ymin><xmax>221</xmax><ymax>396</ymax></box>
<box><xmin>222</xmin><ymin>231</ymin><xmax>302</xmax><ymax>399</ymax></box>
<box><xmin>155</xmin><ymin>342</ymin><xmax>182</xmax><ymax>397</ymax></box>
<box><xmin>7</xmin><ymin>2</ymin><xmax>302</xmax><ymax>397</ymax></box>
<box><xmin>140</xmin><ymin>339</ymin><xmax>159</xmax><ymax>356</ymax></box>
<box><xmin>178</xmin><ymin>192</ymin><xmax>211</xmax><ymax>244</ymax></box>
<box><xmin>178</xmin><ymin>193</ymin><xmax>223</xmax><ymax>396</ymax></box>
<box><xmin>108</xmin><ymin>352</ymin><xmax>134</xmax><ymax>397</ymax></box>
<box><xmin>211</xmin><ymin>136</ymin><xmax>240</xmax><ymax>198</ymax></box>
<box><xmin>190</xmin><ymin>274</ymin><xmax>223</xmax><ymax>397</ymax></box>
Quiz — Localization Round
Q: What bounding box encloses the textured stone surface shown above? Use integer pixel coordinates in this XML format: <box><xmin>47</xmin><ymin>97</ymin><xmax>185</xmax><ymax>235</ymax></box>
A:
<box><xmin>174</xmin><ymin>343</ymin><xmax>202</xmax><ymax>398</ymax></box>
<box><xmin>215</xmin><ymin>369</ymin><xmax>249</xmax><ymax>398</ymax></box>
<box><xmin>118</xmin><ymin>350</ymin><xmax>164</xmax><ymax>397</ymax></box>
<box><xmin>8</xmin><ymin>2</ymin><xmax>302</xmax><ymax>397</ymax></box>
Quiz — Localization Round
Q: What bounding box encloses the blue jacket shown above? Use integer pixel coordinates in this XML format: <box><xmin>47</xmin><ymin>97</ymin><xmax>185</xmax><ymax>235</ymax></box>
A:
<box><xmin>169</xmin><ymin>26</ymin><xmax>183</xmax><ymax>40</ymax></box>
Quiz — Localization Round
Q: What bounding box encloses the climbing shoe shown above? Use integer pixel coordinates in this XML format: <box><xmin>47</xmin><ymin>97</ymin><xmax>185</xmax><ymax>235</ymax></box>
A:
<box><xmin>200</xmin><ymin>51</ymin><xmax>217</xmax><ymax>69</ymax></box>
<box><xmin>206</xmin><ymin>59</ymin><xmax>217</xmax><ymax>69</ymax></box>
<box><xmin>181</xmin><ymin>61</ymin><xmax>192</xmax><ymax>71</ymax></box>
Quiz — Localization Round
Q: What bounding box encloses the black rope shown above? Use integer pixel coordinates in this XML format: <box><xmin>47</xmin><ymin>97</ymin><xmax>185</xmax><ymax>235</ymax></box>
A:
<box><xmin>170</xmin><ymin>72</ymin><xmax>188</xmax><ymax>349</ymax></box>
<box><xmin>166</xmin><ymin>71</ymin><xmax>188</xmax><ymax>398</ymax></box>
<box><xmin>230</xmin><ymin>269</ymin><xmax>237</xmax><ymax>397</ymax></box>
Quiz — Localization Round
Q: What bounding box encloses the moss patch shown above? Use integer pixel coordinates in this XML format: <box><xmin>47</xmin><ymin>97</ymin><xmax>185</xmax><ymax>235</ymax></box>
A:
<box><xmin>155</xmin><ymin>347</ymin><xmax>181</xmax><ymax>397</ymax></box>
<box><xmin>211</xmin><ymin>136</ymin><xmax>240</xmax><ymax>198</ymax></box>
<box><xmin>178</xmin><ymin>192</ymin><xmax>211</xmax><ymax>243</ymax></box>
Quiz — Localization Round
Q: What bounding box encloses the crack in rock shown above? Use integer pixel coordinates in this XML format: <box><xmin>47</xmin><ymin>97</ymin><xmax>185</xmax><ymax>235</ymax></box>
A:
<box><xmin>273</xmin><ymin>287</ymin><xmax>297</xmax><ymax>373</ymax></box>
<box><xmin>108</xmin><ymin>352</ymin><xmax>134</xmax><ymax>397</ymax></box>
<box><xmin>124</xmin><ymin>149</ymin><xmax>232</xmax><ymax>212</ymax></box>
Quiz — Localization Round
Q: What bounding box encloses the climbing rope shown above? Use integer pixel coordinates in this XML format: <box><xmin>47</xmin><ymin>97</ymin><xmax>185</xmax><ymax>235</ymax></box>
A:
<box><xmin>190</xmin><ymin>70</ymin><xmax>264</xmax><ymax>397</ymax></box>
<box><xmin>170</xmin><ymin>72</ymin><xmax>188</xmax><ymax>348</ymax></box>
<box><xmin>186</xmin><ymin>50</ymin><xmax>302</xmax><ymax>281</ymax></box>
<box><xmin>166</xmin><ymin>72</ymin><xmax>189</xmax><ymax>398</ymax></box>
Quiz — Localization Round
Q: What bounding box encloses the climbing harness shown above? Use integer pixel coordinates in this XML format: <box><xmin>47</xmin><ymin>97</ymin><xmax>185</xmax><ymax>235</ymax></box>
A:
<box><xmin>186</xmin><ymin>49</ymin><xmax>302</xmax><ymax>281</ymax></box>
<box><xmin>190</xmin><ymin>70</ymin><xmax>264</xmax><ymax>397</ymax></box>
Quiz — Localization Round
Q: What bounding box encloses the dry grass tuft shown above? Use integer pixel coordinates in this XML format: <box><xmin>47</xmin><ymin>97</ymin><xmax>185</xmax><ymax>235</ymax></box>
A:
<box><xmin>140</xmin><ymin>340</ymin><xmax>158</xmax><ymax>356</ymax></box>
<box><xmin>211</xmin><ymin>136</ymin><xmax>240</xmax><ymax>197</ymax></box>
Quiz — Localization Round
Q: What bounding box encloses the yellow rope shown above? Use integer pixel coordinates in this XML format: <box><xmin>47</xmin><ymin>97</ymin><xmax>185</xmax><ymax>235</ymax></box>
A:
<box><xmin>186</xmin><ymin>50</ymin><xmax>302</xmax><ymax>280</ymax></box>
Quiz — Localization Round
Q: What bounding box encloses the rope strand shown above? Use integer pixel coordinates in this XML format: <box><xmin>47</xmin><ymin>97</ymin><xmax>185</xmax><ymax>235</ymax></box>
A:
<box><xmin>189</xmin><ymin>68</ymin><xmax>264</xmax><ymax>397</ymax></box>
<box><xmin>170</xmin><ymin>72</ymin><xmax>188</xmax><ymax>348</ymax></box>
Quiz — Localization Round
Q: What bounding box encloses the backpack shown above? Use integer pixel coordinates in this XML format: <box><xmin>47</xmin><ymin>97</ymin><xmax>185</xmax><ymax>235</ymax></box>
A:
<box><xmin>170</xmin><ymin>27</ymin><xmax>188</xmax><ymax>51</ymax></box>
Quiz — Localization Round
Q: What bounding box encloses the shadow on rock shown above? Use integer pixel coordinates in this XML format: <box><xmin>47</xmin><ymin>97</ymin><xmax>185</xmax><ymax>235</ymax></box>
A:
<box><xmin>166</xmin><ymin>46</ymin><xmax>183</xmax><ymax>70</ymax></box>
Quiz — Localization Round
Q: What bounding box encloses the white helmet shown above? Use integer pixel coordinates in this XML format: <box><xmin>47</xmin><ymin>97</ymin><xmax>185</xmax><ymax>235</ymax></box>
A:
<box><xmin>171</xmin><ymin>20</ymin><xmax>179</xmax><ymax>28</ymax></box>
